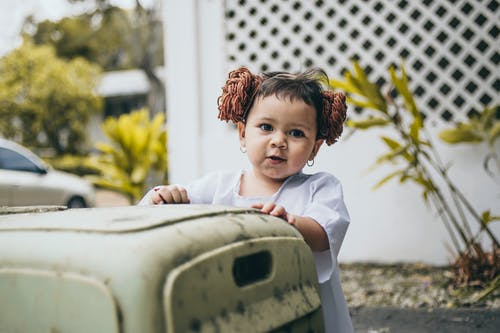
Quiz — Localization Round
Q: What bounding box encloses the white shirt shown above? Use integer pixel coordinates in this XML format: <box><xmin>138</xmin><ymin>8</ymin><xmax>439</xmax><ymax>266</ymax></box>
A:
<box><xmin>139</xmin><ymin>170</ymin><xmax>354</xmax><ymax>332</ymax></box>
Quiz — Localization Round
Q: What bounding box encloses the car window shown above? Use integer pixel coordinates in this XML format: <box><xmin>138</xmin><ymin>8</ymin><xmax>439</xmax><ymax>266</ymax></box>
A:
<box><xmin>0</xmin><ymin>147</ymin><xmax>40</xmax><ymax>172</ymax></box>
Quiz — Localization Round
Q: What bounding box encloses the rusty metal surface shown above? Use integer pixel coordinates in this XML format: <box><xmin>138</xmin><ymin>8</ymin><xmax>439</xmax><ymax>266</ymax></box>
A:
<box><xmin>0</xmin><ymin>205</ymin><xmax>67</xmax><ymax>215</ymax></box>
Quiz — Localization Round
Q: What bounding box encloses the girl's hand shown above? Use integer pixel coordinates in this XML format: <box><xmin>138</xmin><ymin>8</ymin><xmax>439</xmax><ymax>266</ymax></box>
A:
<box><xmin>251</xmin><ymin>202</ymin><xmax>296</xmax><ymax>225</ymax></box>
<box><xmin>251</xmin><ymin>202</ymin><xmax>329</xmax><ymax>252</ymax></box>
<box><xmin>151</xmin><ymin>185</ymin><xmax>190</xmax><ymax>204</ymax></box>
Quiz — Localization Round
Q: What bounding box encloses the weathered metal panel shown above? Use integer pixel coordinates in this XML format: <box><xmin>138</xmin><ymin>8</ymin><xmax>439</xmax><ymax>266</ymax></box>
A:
<box><xmin>0</xmin><ymin>205</ymin><xmax>323</xmax><ymax>332</ymax></box>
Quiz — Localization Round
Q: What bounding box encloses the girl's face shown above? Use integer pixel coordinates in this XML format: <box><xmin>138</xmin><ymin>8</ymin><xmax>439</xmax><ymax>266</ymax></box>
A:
<box><xmin>238</xmin><ymin>95</ymin><xmax>323</xmax><ymax>183</ymax></box>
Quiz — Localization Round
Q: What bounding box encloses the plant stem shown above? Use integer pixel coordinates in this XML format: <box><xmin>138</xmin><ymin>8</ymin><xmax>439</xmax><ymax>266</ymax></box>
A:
<box><xmin>387</xmin><ymin>100</ymin><xmax>473</xmax><ymax>252</ymax></box>
<box><xmin>427</xmin><ymin>191</ymin><xmax>462</xmax><ymax>255</ymax></box>
<box><xmin>418</xmin><ymin>164</ymin><xmax>471</xmax><ymax>249</ymax></box>
<box><xmin>421</xmin><ymin>129</ymin><xmax>474</xmax><ymax>239</ymax></box>
<box><xmin>420</xmin><ymin>127</ymin><xmax>499</xmax><ymax>247</ymax></box>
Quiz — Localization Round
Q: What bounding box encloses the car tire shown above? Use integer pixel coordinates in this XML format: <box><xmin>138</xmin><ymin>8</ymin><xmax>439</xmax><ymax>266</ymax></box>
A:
<box><xmin>67</xmin><ymin>197</ymin><xmax>87</xmax><ymax>209</ymax></box>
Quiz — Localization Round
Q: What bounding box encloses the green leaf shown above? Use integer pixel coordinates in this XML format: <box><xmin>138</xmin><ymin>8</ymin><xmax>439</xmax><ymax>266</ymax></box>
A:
<box><xmin>373</xmin><ymin>170</ymin><xmax>405</xmax><ymax>190</ymax></box>
<box><xmin>374</xmin><ymin>146</ymin><xmax>411</xmax><ymax>165</ymax></box>
<box><xmin>389</xmin><ymin>64</ymin><xmax>419</xmax><ymax>118</ymax></box>
<box><xmin>346</xmin><ymin>117</ymin><xmax>390</xmax><ymax>129</ymax></box>
<box><xmin>482</xmin><ymin>210</ymin><xmax>500</xmax><ymax>224</ymax></box>
<box><xmin>328</xmin><ymin>79</ymin><xmax>359</xmax><ymax>95</ymax></box>
<box><xmin>95</xmin><ymin>142</ymin><xmax>115</xmax><ymax>154</ymax></box>
<box><xmin>479</xmin><ymin>106</ymin><xmax>498</xmax><ymax>126</ymax></box>
<box><xmin>438</xmin><ymin>126</ymin><xmax>483</xmax><ymax>144</ymax></box>
<box><xmin>409</xmin><ymin>117</ymin><xmax>422</xmax><ymax>143</ymax></box>
<box><xmin>329</xmin><ymin>61</ymin><xmax>388</xmax><ymax>113</ymax></box>
<box><xmin>381</xmin><ymin>136</ymin><xmax>414</xmax><ymax>162</ymax></box>
<box><xmin>413</xmin><ymin>175</ymin><xmax>435</xmax><ymax>193</ymax></box>
<box><xmin>346</xmin><ymin>97</ymin><xmax>382</xmax><ymax>110</ymax></box>
<box><xmin>381</xmin><ymin>136</ymin><xmax>402</xmax><ymax>150</ymax></box>
<box><xmin>422</xmin><ymin>189</ymin><xmax>430</xmax><ymax>202</ymax></box>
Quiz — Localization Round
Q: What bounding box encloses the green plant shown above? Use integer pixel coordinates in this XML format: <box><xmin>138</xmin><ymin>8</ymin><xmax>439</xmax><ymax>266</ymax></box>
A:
<box><xmin>329</xmin><ymin>61</ymin><xmax>499</xmax><ymax>291</ymax></box>
<box><xmin>86</xmin><ymin>108</ymin><xmax>167</xmax><ymax>203</ymax></box>
<box><xmin>439</xmin><ymin>106</ymin><xmax>500</xmax><ymax>180</ymax></box>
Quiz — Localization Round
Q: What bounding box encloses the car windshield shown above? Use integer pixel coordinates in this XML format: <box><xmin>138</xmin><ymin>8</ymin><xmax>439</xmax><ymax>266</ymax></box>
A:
<box><xmin>0</xmin><ymin>147</ymin><xmax>41</xmax><ymax>173</ymax></box>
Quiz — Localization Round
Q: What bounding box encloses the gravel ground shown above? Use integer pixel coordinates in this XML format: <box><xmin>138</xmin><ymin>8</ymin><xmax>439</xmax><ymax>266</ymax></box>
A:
<box><xmin>339</xmin><ymin>262</ymin><xmax>499</xmax><ymax>332</ymax></box>
<box><xmin>339</xmin><ymin>262</ymin><xmax>499</xmax><ymax>309</ymax></box>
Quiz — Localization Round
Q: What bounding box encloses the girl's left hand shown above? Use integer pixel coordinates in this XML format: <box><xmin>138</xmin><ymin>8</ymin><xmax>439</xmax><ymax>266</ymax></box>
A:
<box><xmin>251</xmin><ymin>202</ymin><xmax>296</xmax><ymax>225</ymax></box>
<box><xmin>252</xmin><ymin>202</ymin><xmax>329</xmax><ymax>252</ymax></box>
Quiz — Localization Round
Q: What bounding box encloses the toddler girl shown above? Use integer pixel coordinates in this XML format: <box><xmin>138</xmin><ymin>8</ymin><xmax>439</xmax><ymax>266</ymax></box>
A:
<box><xmin>139</xmin><ymin>67</ymin><xmax>353</xmax><ymax>333</ymax></box>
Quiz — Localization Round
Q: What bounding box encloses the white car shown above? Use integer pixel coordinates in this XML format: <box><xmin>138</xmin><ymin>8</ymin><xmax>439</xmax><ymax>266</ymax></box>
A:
<box><xmin>0</xmin><ymin>138</ymin><xmax>95</xmax><ymax>208</ymax></box>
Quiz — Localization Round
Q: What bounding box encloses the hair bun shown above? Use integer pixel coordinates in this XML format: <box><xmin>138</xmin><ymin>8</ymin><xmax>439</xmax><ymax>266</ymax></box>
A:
<box><xmin>217</xmin><ymin>67</ymin><xmax>261</xmax><ymax>123</ymax></box>
<box><xmin>321</xmin><ymin>91</ymin><xmax>347</xmax><ymax>145</ymax></box>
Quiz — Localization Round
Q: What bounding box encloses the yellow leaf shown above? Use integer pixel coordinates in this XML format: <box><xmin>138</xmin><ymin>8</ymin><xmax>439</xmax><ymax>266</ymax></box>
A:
<box><xmin>389</xmin><ymin>64</ymin><xmax>419</xmax><ymax>118</ymax></box>
<box><xmin>381</xmin><ymin>136</ymin><xmax>402</xmax><ymax>150</ymax></box>
<box><xmin>95</xmin><ymin>142</ymin><xmax>115</xmax><ymax>154</ymax></box>
<box><xmin>346</xmin><ymin>117</ymin><xmax>390</xmax><ymax>129</ymax></box>
<box><xmin>328</xmin><ymin>79</ymin><xmax>357</xmax><ymax>94</ymax></box>
<box><xmin>409</xmin><ymin>117</ymin><xmax>422</xmax><ymax>142</ymax></box>
<box><xmin>373</xmin><ymin>170</ymin><xmax>404</xmax><ymax>190</ymax></box>
<box><xmin>482</xmin><ymin>210</ymin><xmax>500</xmax><ymax>224</ymax></box>
<box><xmin>381</xmin><ymin>136</ymin><xmax>413</xmax><ymax>162</ymax></box>
<box><xmin>439</xmin><ymin>126</ymin><xmax>483</xmax><ymax>144</ymax></box>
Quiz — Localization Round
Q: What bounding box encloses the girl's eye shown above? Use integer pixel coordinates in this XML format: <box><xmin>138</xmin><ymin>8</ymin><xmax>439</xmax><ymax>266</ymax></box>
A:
<box><xmin>260</xmin><ymin>124</ymin><xmax>273</xmax><ymax>131</ymax></box>
<box><xmin>289</xmin><ymin>129</ymin><xmax>305</xmax><ymax>137</ymax></box>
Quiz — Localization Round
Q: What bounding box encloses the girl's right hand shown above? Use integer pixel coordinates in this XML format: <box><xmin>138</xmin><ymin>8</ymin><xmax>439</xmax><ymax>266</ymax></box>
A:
<box><xmin>151</xmin><ymin>185</ymin><xmax>190</xmax><ymax>204</ymax></box>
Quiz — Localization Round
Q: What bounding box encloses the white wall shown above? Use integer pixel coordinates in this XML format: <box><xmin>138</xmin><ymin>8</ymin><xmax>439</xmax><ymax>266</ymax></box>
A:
<box><xmin>163</xmin><ymin>0</ymin><xmax>500</xmax><ymax>265</ymax></box>
<box><xmin>316</xmin><ymin>128</ymin><xmax>500</xmax><ymax>265</ymax></box>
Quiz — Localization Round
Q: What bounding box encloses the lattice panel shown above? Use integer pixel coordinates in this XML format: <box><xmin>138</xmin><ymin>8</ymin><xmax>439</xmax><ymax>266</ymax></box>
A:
<box><xmin>224</xmin><ymin>0</ymin><xmax>499</xmax><ymax>125</ymax></box>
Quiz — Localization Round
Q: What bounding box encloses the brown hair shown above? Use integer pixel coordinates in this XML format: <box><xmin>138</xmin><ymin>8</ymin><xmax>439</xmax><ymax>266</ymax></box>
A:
<box><xmin>217</xmin><ymin>67</ymin><xmax>347</xmax><ymax>145</ymax></box>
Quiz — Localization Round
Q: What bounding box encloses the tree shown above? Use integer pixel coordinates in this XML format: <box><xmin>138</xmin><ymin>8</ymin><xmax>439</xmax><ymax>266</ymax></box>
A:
<box><xmin>24</xmin><ymin>10</ymin><xmax>131</xmax><ymax>71</ymax></box>
<box><xmin>23</xmin><ymin>0</ymin><xmax>165</xmax><ymax>115</ymax></box>
<box><xmin>0</xmin><ymin>41</ymin><xmax>102</xmax><ymax>155</ymax></box>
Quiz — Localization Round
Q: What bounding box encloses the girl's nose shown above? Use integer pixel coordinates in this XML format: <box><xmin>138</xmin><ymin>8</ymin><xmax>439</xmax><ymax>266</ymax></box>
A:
<box><xmin>270</xmin><ymin>132</ymin><xmax>287</xmax><ymax>148</ymax></box>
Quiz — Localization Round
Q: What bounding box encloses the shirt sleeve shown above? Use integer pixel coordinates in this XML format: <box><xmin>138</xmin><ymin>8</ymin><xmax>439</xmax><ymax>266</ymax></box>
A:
<box><xmin>303</xmin><ymin>172</ymin><xmax>350</xmax><ymax>282</ymax></box>
<box><xmin>137</xmin><ymin>188</ymin><xmax>154</xmax><ymax>205</ymax></box>
<box><xmin>137</xmin><ymin>171</ymin><xmax>231</xmax><ymax>206</ymax></box>
<box><xmin>184</xmin><ymin>171</ymin><xmax>220</xmax><ymax>204</ymax></box>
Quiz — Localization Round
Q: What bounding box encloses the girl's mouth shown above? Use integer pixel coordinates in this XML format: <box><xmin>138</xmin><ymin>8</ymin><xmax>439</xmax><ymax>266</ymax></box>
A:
<box><xmin>267</xmin><ymin>155</ymin><xmax>286</xmax><ymax>163</ymax></box>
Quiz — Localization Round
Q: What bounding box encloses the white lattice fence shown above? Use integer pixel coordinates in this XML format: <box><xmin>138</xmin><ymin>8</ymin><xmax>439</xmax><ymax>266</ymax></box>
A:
<box><xmin>224</xmin><ymin>0</ymin><xmax>499</xmax><ymax>126</ymax></box>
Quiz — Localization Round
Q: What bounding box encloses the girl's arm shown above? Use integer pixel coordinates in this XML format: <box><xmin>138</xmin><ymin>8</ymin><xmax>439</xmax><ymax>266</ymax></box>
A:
<box><xmin>251</xmin><ymin>203</ymin><xmax>329</xmax><ymax>252</ymax></box>
<box><xmin>288</xmin><ymin>215</ymin><xmax>329</xmax><ymax>252</ymax></box>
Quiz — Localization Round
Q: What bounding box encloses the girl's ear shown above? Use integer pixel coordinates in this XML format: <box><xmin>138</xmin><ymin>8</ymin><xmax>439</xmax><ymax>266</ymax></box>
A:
<box><xmin>237</xmin><ymin>122</ymin><xmax>246</xmax><ymax>146</ymax></box>
<box><xmin>309</xmin><ymin>139</ymin><xmax>324</xmax><ymax>160</ymax></box>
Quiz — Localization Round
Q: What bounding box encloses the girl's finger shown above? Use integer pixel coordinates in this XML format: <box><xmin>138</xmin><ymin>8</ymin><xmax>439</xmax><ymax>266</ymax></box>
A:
<box><xmin>270</xmin><ymin>205</ymin><xmax>286</xmax><ymax>217</ymax></box>
<box><xmin>158</xmin><ymin>189</ymin><xmax>173</xmax><ymax>203</ymax></box>
<box><xmin>251</xmin><ymin>203</ymin><xmax>264</xmax><ymax>209</ymax></box>
<box><xmin>170</xmin><ymin>187</ymin><xmax>183</xmax><ymax>203</ymax></box>
<box><xmin>261</xmin><ymin>202</ymin><xmax>276</xmax><ymax>214</ymax></box>
<box><xmin>152</xmin><ymin>193</ymin><xmax>166</xmax><ymax>204</ymax></box>
<box><xmin>179</xmin><ymin>187</ymin><xmax>190</xmax><ymax>203</ymax></box>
